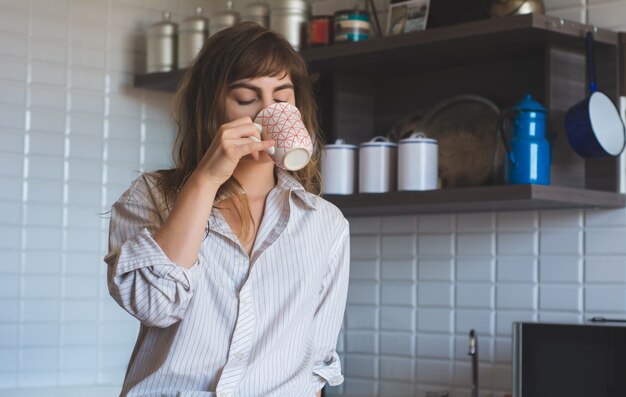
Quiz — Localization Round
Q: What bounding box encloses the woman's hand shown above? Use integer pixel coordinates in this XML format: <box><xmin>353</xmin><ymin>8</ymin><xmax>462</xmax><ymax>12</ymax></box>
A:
<box><xmin>195</xmin><ymin>116</ymin><xmax>275</xmax><ymax>186</ymax></box>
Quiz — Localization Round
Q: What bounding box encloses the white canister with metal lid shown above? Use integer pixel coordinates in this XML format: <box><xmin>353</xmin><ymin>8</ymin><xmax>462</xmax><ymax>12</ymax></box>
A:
<box><xmin>146</xmin><ymin>11</ymin><xmax>177</xmax><ymax>73</ymax></box>
<box><xmin>178</xmin><ymin>6</ymin><xmax>208</xmax><ymax>69</ymax></box>
<box><xmin>243</xmin><ymin>0</ymin><xmax>270</xmax><ymax>28</ymax></box>
<box><xmin>321</xmin><ymin>139</ymin><xmax>358</xmax><ymax>195</ymax></box>
<box><xmin>270</xmin><ymin>0</ymin><xmax>311</xmax><ymax>50</ymax></box>
<box><xmin>398</xmin><ymin>131</ymin><xmax>438</xmax><ymax>191</ymax></box>
<box><xmin>210</xmin><ymin>1</ymin><xmax>240</xmax><ymax>37</ymax></box>
<box><xmin>359</xmin><ymin>136</ymin><xmax>398</xmax><ymax>193</ymax></box>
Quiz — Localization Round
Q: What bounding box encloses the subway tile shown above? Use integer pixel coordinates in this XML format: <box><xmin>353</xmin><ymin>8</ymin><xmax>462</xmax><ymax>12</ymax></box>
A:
<box><xmin>0</xmin><ymin>8</ymin><xmax>27</xmax><ymax>35</ymax></box>
<box><xmin>418</xmin><ymin>258</ymin><xmax>454</xmax><ymax>282</ymax></box>
<box><xmin>0</xmin><ymin>56</ymin><xmax>26</xmax><ymax>82</ymax></box>
<box><xmin>19</xmin><ymin>347</ymin><xmax>58</xmax><ymax>371</ymax></box>
<box><xmin>26</xmin><ymin>178</ymin><xmax>64</xmax><ymax>204</ymax></box>
<box><xmin>379</xmin><ymin>382</ymin><xmax>413</xmax><ymax>397</ymax></box>
<box><xmin>24</xmin><ymin>250</ymin><xmax>62</xmax><ymax>275</ymax></box>
<box><xmin>417</xmin><ymin>308</ymin><xmax>452</xmax><ymax>333</ymax></box>
<box><xmin>23</xmin><ymin>275</ymin><xmax>61</xmax><ymax>298</ymax></box>
<box><xmin>21</xmin><ymin>299</ymin><xmax>60</xmax><ymax>323</ymax></box>
<box><xmin>345</xmin><ymin>330</ymin><xmax>377</xmax><ymax>354</ymax></box>
<box><xmin>24</xmin><ymin>226</ymin><xmax>63</xmax><ymax>251</ymax></box>
<box><xmin>31</xmin><ymin>61</ymin><xmax>66</xmax><ymax>86</ymax></box>
<box><xmin>71</xmin><ymin>113</ymin><xmax>103</xmax><ymax>137</ymax></box>
<box><xmin>0</xmin><ymin>152</ymin><xmax>23</xmax><ymax>177</ymax></box>
<box><xmin>109</xmin><ymin>93</ymin><xmax>142</xmax><ymax>119</ymax></box>
<box><xmin>69</xmin><ymin>134</ymin><xmax>103</xmax><ymax>160</ymax></box>
<box><xmin>28</xmin><ymin>155</ymin><xmax>64</xmax><ymax>180</ymax></box>
<box><xmin>497</xmin><ymin>231</ymin><xmax>538</xmax><ymax>255</ymax></box>
<box><xmin>456</xmin><ymin>212</ymin><xmax>494</xmax><ymax>232</ymax></box>
<box><xmin>109</xmin><ymin>49</ymin><xmax>143</xmax><ymax>73</ymax></box>
<box><xmin>350</xmin><ymin>236</ymin><xmax>380</xmax><ymax>260</ymax></box>
<box><xmin>381</xmin><ymin>259</ymin><xmax>416</xmax><ymax>282</ymax></box>
<box><xmin>350</xmin><ymin>260</ymin><xmax>379</xmax><ymax>281</ymax></box>
<box><xmin>539</xmin><ymin>256</ymin><xmax>582</xmax><ymax>283</ymax></box>
<box><xmin>0</xmin><ymin>372</ymin><xmax>17</xmax><ymax>388</ymax></box>
<box><xmin>381</xmin><ymin>282</ymin><xmax>415</xmax><ymax>306</ymax></box>
<box><xmin>100</xmin><ymin>322</ymin><xmax>138</xmax><ymax>346</ymax></box>
<box><xmin>344</xmin><ymin>354</ymin><xmax>378</xmax><ymax>379</ymax></box>
<box><xmin>495</xmin><ymin>337</ymin><xmax>512</xmax><ymax>363</ymax></box>
<box><xmin>418</xmin><ymin>214</ymin><xmax>454</xmax><ymax>233</ymax></box>
<box><xmin>417</xmin><ymin>283</ymin><xmax>453</xmax><ymax>308</ymax></box>
<box><xmin>586</xmin><ymin>207</ymin><xmax>626</xmax><ymax>227</ymax></box>
<box><xmin>497</xmin><ymin>256</ymin><xmax>537</xmax><ymax>282</ymax></box>
<box><xmin>32</xmin><ymin>38</ymin><xmax>67</xmax><ymax>64</ymax></box>
<box><xmin>30</xmin><ymin>108</ymin><xmax>65</xmax><ymax>133</ymax></box>
<box><xmin>456</xmin><ymin>257</ymin><xmax>495</xmax><ymax>282</ymax></box>
<box><xmin>70</xmin><ymin>46</ymin><xmax>106</xmax><ymax>69</ymax></box>
<box><xmin>345</xmin><ymin>305</ymin><xmax>378</xmax><ymax>330</ymax></box>
<box><xmin>63</xmin><ymin>275</ymin><xmax>100</xmax><ymax>298</ymax></box>
<box><xmin>109</xmin><ymin>71</ymin><xmax>136</xmax><ymax>94</ymax></box>
<box><xmin>61</xmin><ymin>323</ymin><xmax>98</xmax><ymax>346</ymax></box>
<box><xmin>0</xmin><ymin>226</ymin><xmax>21</xmax><ymax>250</ymax></box>
<box><xmin>381</xmin><ymin>215</ymin><xmax>416</xmax><ymax>233</ymax></box>
<box><xmin>0</xmin><ymin>104</ymin><xmax>25</xmax><ymax>129</ymax></box>
<box><xmin>31</xmin><ymin>0</ymin><xmax>68</xmax><ymax>16</ymax></box>
<box><xmin>585</xmin><ymin>229</ymin><xmax>626</xmax><ymax>255</ymax></box>
<box><xmin>0</xmin><ymin>81</ymin><xmax>26</xmax><ymax>106</ymax></box>
<box><xmin>144</xmin><ymin>119</ymin><xmax>176</xmax><ymax>144</ymax></box>
<box><xmin>539</xmin><ymin>230</ymin><xmax>582</xmax><ymax>255</ymax></box>
<box><xmin>457</xmin><ymin>233</ymin><xmax>494</xmax><ymax>256</ymax></box>
<box><xmin>416</xmin><ymin>334</ymin><xmax>452</xmax><ymax>360</ymax></box>
<box><xmin>585</xmin><ymin>285</ymin><xmax>626</xmax><ymax>312</ymax></box>
<box><xmin>454</xmin><ymin>334</ymin><xmax>494</xmax><ymax>362</ymax></box>
<box><xmin>0</xmin><ymin>324</ymin><xmax>18</xmax><ymax>347</ymax></box>
<box><xmin>65</xmin><ymin>251</ymin><xmax>102</xmax><ymax>276</ymax></box>
<box><xmin>538</xmin><ymin>311</ymin><xmax>583</xmax><ymax>323</ymax></box>
<box><xmin>70</xmin><ymin>89</ymin><xmax>105</xmax><ymax>114</ymax></box>
<box><xmin>143</xmin><ymin>92</ymin><xmax>174</xmax><ymax>120</ymax></box>
<box><xmin>32</xmin><ymin>12</ymin><xmax>67</xmax><ymax>40</ymax></box>
<box><xmin>380</xmin><ymin>357</ymin><xmax>414</xmax><ymax>382</ymax></box>
<box><xmin>109</xmin><ymin>29</ymin><xmax>142</xmax><ymax>53</ymax></box>
<box><xmin>379</xmin><ymin>332</ymin><xmax>414</xmax><ymax>357</ymax></box>
<box><xmin>418</xmin><ymin>234</ymin><xmax>454</xmax><ymax>256</ymax></box>
<box><xmin>456</xmin><ymin>283</ymin><xmax>494</xmax><ymax>310</ymax></box>
<box><xmin>144</xmin><ymin>143</ymin><xmax>173</xmax><ymax>169</ymax></box>
<box><xmin>60</xmin><ymin>346</ymin><xmax>97</xmax><ymax>370</ymax></box>
<box><xmin>70</xmin><ymin>67</ymin><xmax>105</xmax><ymax>92</ymax></box>
<box><xmin>0</xmin><ymin>250</ymin><xmax>20</xmax><ymax>273</ymax></box>
<box><xmin>0</xmin><ymin>129</ymin><xmax>25</xmax><ymax>153</ymax></box>
<box><xmin>110</xmin><ymin>3</ymin><xmax>150</xmax><ymax>31</ymax></box>
<box><xmin>71</xmin><ymin>0</ymin><xmax>108</xmax><ymax>25</ymax></box>
<box><xmin>496</xmin><ymin>284</ymin><xmax>537</xmax><ymax>311</ymax></box>
<box><xmin>497</xmin><ymin>211</ymin><xmax>538</xmax><ymax>231</ymax></box>
<box><xmin>588</xmin><ymin>2</ymin><xmax>626</xmax><ymax>29</ymax></box>
<box><xmin>585</xmin><ymin>256</ymin><xmax>626</xmax><ymax>283</ymax></box>
<box><xmin>62</xmin><ymin>299</ymin><xmax>99</xmax><ymax>323</ymax></box>
<box><xmin>496</xmin><ymin>310</ymin><xmax>537</xmax><ymax>338</ymax></box>
<box><xmin>544</xmin><ymin>0</ymin><xmax>584</xmax><ymax>10</ymax></box>
<box><xmin>28</xmin><ymin>130</ymin><xmax>65</xmax><ymax>157</ymax></box>
<box><xmin>0</xmin><ymin>300</ymin><xmax>19</xmax><ymax>323</ymax></box>
<box><xmin>380</xmin><ymin>306</ymin><xmax>415</xmax><ymax>332</ymax></box>
<box><xmin>540</xmin><ymin>209</ymin><xmax>583</xmax><ymax>229</ymax></box>
<box><xmin>25</xmin><ymin>203</ymin><xmax>63</xmax><ymax>227</ymax></box>
<box><xmin>0</xmin><ymin>32</ymin><xmax>27</xmax><ymax>58</ymax></box>
<box><xmin>539</xmin><ymin>285</ymin><xmax>582</xmax><ymax>312</ymax></box>
<box><xmin>381</xmin><ymin>234</ymin><xmax>416</xmax><ymax>259</ymax></box>
<box><xmin>21</xmin><ymin>323</ymin><xmax>59</xmax><ymax>347</ymax></box>
<box><xmin>415</xmin><ymin>359</ymin><xmax>452</xmax><ymax>384</ymax></box>
<box><xmin>347</xmin><ymin>281</ymin><xmax>379</xmax><ymax>305</ymax></box>
<box><xmin>0</xmin><ymin>176</ymin><xmax>23</xmax><ymax>201</ymax></box>
<box><xmin>18</xmin><ymin>370</ymin><xmax>57</xmax><ymax>387</ymax></box>
<box><xmin>342</xmin><ymin>378</ymin><xmax>377</xmax><ymax>396</ymax></box>
<box><xmin>455</xmin><ymin>309</ymin><xmax>495</xmax><ymax>336</ymax></box>
<box><xmin>0</xmin><ymin>274</ymin><xmax>19</xmax><ymax>298</ymax></box>
<box><xmin>67</xmin><ymin>158</ymin><xmax>103</xmax><ymax>183</ymax></box>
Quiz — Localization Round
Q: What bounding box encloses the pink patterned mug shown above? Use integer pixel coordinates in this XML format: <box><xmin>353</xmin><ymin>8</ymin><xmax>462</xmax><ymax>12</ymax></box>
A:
<box><xmin>252</xmin><ymin>102</ymin><xmax>313</xmax><ymax>171</ymax></box>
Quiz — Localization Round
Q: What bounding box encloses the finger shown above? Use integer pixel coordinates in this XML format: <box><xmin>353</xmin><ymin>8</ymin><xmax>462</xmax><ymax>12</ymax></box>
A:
<box><xmin>222</xmin><ymin>116</ymin><xmax>253</xmax><ymax>129</ymax></box>
<box><xmin>223</xmin><ymin>123</ymin><xmax>262</xmax><ymax>140</ymax></box>
<box><xmin>234</xmin><ymin>140</ymin><xmax>276</xmax><ymax>158</ymax></box>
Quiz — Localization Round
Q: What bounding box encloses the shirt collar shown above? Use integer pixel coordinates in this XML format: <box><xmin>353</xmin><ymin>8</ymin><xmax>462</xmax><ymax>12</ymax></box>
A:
<box><xmin>275</xmin><ymin>167</ymin><xmax>317</xmax><ymax>210</ymax></box>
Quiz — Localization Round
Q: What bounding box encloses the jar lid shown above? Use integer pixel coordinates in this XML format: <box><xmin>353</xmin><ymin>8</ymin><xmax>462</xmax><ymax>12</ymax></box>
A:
<box><xmin>212</xmin><ymin>0</ymin><xmax>240</xmax><ymax>24</ymax></box>
<box><xmin>180</xmin><ymin>6</ymin><xmax>208</xmax><ymax>31</ymax></box>
<box><xmin>244</xmin><ymin>1</ymin><xmax>270</xmax><ymax>17</ymax></box>
<box><xmin>309</xmin><ymin>15</ymin><xmax>333</xmax><ymax>20</ymax></box>
<box><xmin>148</xmin><ymin>11</ymin><xmax>177</xmax><ymax>36</ymax></box>
<box><xmin>514</xmin><ymin>94</ymin><xmax>546</xmax><ymax>112</ymax></box>
<box><xmin>324</xmin><ymin>138</ymin><xmax>357</xmax><ymax>149</ymax></box>
<box><xmin>359</xmin><ymin>135</ymin><xmax>398</xmax><ymax>147</ymax></box>
<box><xmin>399</xmin><ymin>131</ymin><xmax>437</xmax><ymax>144</ymax></box>
<box><xmin>269</xmin><ymin>0</ymin><xmax>311</xmax><ymax>13</ymax></box>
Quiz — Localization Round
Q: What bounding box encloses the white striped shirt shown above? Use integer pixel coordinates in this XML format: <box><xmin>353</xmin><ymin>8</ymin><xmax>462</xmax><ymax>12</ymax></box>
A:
<box><xmin>104</xmin><ymin>167</ymin><xmax>350</xmax><ymax>397</ymax></box>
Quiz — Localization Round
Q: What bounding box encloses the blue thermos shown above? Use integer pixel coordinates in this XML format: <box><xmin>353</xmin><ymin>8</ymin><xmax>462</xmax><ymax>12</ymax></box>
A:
<box><xmin>501</xmin><ymin>95</ymin><xmax>551</xmax><ymax>185</ymax></box>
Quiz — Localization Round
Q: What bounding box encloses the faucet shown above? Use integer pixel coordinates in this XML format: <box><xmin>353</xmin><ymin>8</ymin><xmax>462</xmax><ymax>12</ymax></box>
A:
<box><xmin>468</xmin><ymin>329</ymin><xmax>478</xmax><ymax>397</ymax></box>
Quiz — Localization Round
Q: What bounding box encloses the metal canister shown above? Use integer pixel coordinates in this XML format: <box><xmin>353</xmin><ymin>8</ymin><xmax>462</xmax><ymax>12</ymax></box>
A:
<box><xmin>334</xmin><ymin>9</ymin><xmax>370</xmax><ymax>43</ymax></box>
<box><xmin>209</xmin><ymin>1</ymin><xmax>240</xmax><ymax>37</ymax></box>
<box><xmin>242</xmin><ymin>0</ymin><xmax>270</xmax><ymax>28</ymax></box>
<box><xmin>178</xmin><ymin>6</ymin><xmax>208</xmax><ymax>69</ymax></box>
<box><xmin>269</xmin><ymin>0</ymin><xmax>311</xmax><ymax>50</ymax></box>
<box><xmin>146</xmin><ymin>11</ymin><xmax>177</xmax><ymax>73</ymax></box>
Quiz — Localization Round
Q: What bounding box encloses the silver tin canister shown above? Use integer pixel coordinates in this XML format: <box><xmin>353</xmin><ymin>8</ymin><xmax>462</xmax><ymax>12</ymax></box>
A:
<box><xmin>178</xmin><ymin>6</ymin><xmax>208</xmax><ymax>69</ymax></box>
<box><xmin>269</xmin><ymin>0</ymin><xmax>311</xmax><ymax>50</ymax></box>
<box><xmin>146</xmin><ymin>11</ymin><xmax>177</xmax><ymax>73</ymax></box>
<box><xmin>209</xmin><ymin>1</ymin><xmax>240</xmax><ymax>37</ymax></box>
<box><xmin>242</xmin><ymin>0</ymin><xmax>270</xmax><ymax>28</ymax></box>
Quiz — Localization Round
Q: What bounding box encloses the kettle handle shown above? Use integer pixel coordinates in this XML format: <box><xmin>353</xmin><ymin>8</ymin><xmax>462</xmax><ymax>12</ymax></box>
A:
<box><xmin>499</xmin><ymin>109</ymin><xmax>518</xmax><ymax>165</ymax></box>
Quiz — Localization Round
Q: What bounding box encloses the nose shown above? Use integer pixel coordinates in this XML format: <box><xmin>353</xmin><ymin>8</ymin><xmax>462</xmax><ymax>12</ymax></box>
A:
<box><xmin>260</xmin><ymin>96</ymin><xmax>274</xmax><ymax>111</ymax></box>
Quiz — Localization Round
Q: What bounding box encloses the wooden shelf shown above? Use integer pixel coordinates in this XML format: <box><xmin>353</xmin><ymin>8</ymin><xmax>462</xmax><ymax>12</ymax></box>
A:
<box><xmin>322</xmin><ymin>185</ymin><xmax>626</xmax><ymax>216</ymax></box>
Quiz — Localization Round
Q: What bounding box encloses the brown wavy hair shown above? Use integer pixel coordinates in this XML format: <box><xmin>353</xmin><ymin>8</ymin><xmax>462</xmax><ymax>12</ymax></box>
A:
<box><xmin>157</xmin><ymin>22</ymin><xmax>323</xmax><ymax>239</ymax></box>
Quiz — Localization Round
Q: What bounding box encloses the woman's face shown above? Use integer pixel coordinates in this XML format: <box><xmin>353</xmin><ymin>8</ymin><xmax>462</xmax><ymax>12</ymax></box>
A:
<box><xmin>224</xmin><ymin>73</ymin><xmax>296</xmax><ymax>123</ymax></box>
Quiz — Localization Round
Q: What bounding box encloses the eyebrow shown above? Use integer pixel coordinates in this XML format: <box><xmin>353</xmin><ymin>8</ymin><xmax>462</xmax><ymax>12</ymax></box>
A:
<box><xmin>228</xmin><ymin>82</ymin><xmax>294</xmax><ymax>95</ymax></box>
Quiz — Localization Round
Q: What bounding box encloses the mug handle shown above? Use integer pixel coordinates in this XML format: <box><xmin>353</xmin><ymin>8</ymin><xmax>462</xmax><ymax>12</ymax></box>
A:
<box><xmin>249</xmin><ymin>123</ymin><xmax>275</xmax><ymax>155</ymax></box>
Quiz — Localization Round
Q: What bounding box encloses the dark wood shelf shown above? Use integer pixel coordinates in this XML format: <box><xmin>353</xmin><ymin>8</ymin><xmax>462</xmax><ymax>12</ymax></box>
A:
<box><xmin>322</xmin><ymin>185</ymin><xmax>626</xmax><ymax>216</ymax></box>
<box><xmin>134</xmin><ymin>68</ymin><xmax>187</xmax><ymax>92</ymax></box>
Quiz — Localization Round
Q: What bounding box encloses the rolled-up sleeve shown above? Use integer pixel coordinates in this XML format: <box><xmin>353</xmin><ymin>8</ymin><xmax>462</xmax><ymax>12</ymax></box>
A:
<box><xmin>104</xmin><ymin>176</ymin><xmax>201</xmax><ymax>328</ymax></box>
<box><xmin>312</xmin><ymin>218</ymin><xmax>350</xmax><ymax>391</ymax></box>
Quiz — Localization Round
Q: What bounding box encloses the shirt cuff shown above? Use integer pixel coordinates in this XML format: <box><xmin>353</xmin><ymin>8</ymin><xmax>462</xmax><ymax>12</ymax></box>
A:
<box><xmin>312</xmin><ymin>351</ymin><xmax>344</xmax><ymax>388</ymax></box>
<box><xmin>109</xmin><ymin>227</ymin><xmax>201</xmax><ymax>291</ymax></box>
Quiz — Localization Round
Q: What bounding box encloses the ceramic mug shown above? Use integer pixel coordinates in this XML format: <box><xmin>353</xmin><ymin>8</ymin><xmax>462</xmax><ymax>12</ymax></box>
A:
<box><xmin>251</xmin><ymin>102</ymin><xmax>314</xmax><ymax>171</ymax></box>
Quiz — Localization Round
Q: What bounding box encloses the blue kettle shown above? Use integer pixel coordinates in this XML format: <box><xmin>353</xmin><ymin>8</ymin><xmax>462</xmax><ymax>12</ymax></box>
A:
<box><xmin>500</xmin><ymin>95</ymin><xmax>551</xmax><ymax>185</ymax></box>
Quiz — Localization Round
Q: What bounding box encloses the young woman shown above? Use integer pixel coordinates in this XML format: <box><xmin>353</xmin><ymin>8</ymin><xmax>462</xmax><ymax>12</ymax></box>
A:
<box><xmin>104</xmin><ymin>23</ymin><xmax>350</xmax><ymax>397</ymax></box>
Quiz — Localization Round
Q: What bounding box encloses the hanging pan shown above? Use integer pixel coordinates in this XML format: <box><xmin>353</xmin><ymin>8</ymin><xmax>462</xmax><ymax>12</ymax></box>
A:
<box><xmin>565</xmin><ymin>31</ymin><xmax>626</xmax><ymax>157</ymax></box>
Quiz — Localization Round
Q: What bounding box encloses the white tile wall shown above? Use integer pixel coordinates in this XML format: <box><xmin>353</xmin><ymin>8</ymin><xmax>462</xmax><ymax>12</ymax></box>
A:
<box><xmin>3</xmin><ymin>0</ymin><xmax>626</xmax><ymax>396</ymax></box>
